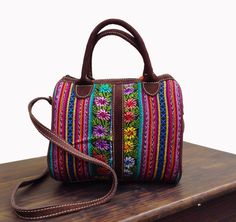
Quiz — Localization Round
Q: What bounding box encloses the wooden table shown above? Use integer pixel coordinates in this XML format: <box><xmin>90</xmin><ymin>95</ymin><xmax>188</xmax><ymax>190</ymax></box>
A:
<box><xmin>1</xmin><ymin>142</ymin><xmax>236</xmax><ymax>222</ymax></box>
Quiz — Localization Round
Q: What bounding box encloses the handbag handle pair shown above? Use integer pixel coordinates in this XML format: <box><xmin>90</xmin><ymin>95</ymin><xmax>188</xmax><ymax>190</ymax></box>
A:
<box><xmin>11</xmin><ymin>19</ymin><xmax>155</xmax><ymax>220</ymax></box>
<box><xmin>79</xmin><ymin>18</ymin><xmax>156</xmax><ymax>85</ymax></box>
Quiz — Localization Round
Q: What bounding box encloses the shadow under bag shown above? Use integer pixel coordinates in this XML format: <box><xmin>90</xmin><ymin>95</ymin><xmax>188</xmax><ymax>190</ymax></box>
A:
<box><xmin>11</xmin><ymin>18</ymin><xmax>184</xmax><ymax>220</ymax></box>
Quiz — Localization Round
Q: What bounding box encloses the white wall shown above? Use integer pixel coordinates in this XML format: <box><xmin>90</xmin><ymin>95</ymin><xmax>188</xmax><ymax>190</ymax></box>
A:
<box><xmin>0</xmin><ymin>0</ymin><xmax>235</xmax><ymax>163</ymax></box>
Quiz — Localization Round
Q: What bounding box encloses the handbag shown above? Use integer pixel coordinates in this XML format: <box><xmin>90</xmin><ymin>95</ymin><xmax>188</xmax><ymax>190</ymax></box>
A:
<box><xmin>11</xmin><ymin>19</ymin><xmax>184</xmax><ymax>220</ymax></box>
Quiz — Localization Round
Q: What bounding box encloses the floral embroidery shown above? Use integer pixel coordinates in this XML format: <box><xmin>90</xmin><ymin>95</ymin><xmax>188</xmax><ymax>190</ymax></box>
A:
<box><xmin>94</xmin><ymin>139</ymin><xmax>109</xmax><ymax>151</ymax></box>
<box><xmin>124</xmin><ymin>127</ymin><xmax>136</xmax><ymax>139</ymax></box>
<box><xmin>123</xmin><ymin>83</ymin><xmax>140</xmax><ymax>177</ymax></box>
<box><xmin>124</xmin><ymin>112</ymin><xmax>135</xmax><ymax>123</ymax></box>
<box><xmin>124</xmin><ymin>87</ymin><xmax>134</xmax><ymax>95</ymax></box>
<box><xmin>124</xmin><ymin>141</ymin><xmax>134</xmax><ymax>153</ymax></box>
<box><xmin>99</xmin><ymin>84</ymin><xmax>112</xmax><ymax>93</ymax></box>
<box><xmin>125</xmin><ymin>98</ymin><xmax>137</xmax><ymax>109</ymax></box>
<box><xmin>94</xmin><ymin>96</ymin><xmax>108</xmax><ymax>106</ymax></box>
<box><xmin>96</xmin><ymin>109</ymin><xmax>110</xmax><ymax>120</ymax></box>
<box><xmin>91</xmin><ymin>84</ymin><xmax>113</xmax><ymax>176</ymax></box>
<box><xmin>93</xmin><ymin>125</ymin><xmax>107</xmax><ymax>137</ymax></box>
<box><xmin>124</xmin><ymin>156</ymin><xmax>135</xmax><ymax>168</ymax></box>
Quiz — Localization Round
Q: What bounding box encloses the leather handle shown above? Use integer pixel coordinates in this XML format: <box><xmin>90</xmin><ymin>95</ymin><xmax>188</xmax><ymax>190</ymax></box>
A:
<box><xmin>87</xmin><ymin>28</ymin><xmax>141</xmax><ymax>80</ymax></box>
<box><xmin>11</xmin><ymin>97</ymin><xmax>118</xmax><ymax>220</ymax></box>
<box><xmin>79</xmin><ymin>18</ymin><xmax>157</xmax><ymax>85</ymax></box>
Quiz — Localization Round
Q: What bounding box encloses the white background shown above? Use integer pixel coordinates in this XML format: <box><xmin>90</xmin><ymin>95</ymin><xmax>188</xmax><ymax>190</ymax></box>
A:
<box><xmin>0</xmin><ymin>1</ymin><xmax>235</xmax><ymax>164</ymax></box>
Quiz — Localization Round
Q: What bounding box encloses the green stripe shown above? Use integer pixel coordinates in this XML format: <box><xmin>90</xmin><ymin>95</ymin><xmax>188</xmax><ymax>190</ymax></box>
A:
<box><xmin>49</xmin><ymin>142</ymin><xmax>54</xmax><ymax>177</ymax></box>
<box><xmin>136</xmin><ymin>82</ymin><xmax>143</xmax><ymax>178</ymax></box>
<box><xmin>88</xmin><ymin>84</ymin><xmax>96</xmax><ymax>176</ymax></box>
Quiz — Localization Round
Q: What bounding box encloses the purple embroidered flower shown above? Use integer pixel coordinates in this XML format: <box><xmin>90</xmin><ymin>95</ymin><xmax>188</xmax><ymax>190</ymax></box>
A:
<box><xmin>94</xmin><ymin>96</ymin><xmax>108</xmax><ymax>107</ymax></box>
<box><xmin>96</xmin><ymin>109</ymin><xmax>110</xmax><ymax>120</ymax></box>
<box><xmin>124</xmin><ymin>156</ymin><xmax>135</xmax><ymax>168</ymax></box>
<box><xmin>124</xmin><ymin>87</ymin><xmax>134</xmax><ymax>95</ymax></box>
<box><xmin>94</xmin><ymin>139</ymin><xmax>110</xmax><ymax>151</ymax></box>
<box><xmin>93</xmin><ymin>125</ymin><xmax>107</xmax><ymax>137</ymax></box>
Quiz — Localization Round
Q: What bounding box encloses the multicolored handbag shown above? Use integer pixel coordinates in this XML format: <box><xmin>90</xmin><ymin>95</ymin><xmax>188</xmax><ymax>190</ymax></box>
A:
<box><xmin>11</xmin><ymin>19</ymin><xmax>184</xmax><ymax>220</ymax></box>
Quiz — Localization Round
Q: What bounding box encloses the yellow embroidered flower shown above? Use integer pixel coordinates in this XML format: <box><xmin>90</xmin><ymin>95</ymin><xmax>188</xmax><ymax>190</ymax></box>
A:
<box><xmin>124</xmin><ymin>127</ymin><xmax>136</xmax><ymax>140</ymax></box>
<box><xmin>124</xmin><ymin>141</ymin><xmax>134</xmax><ymax>153</ymax></box>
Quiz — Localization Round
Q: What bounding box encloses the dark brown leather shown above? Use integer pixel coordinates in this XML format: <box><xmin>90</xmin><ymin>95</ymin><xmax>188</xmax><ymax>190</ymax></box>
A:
<box><xmin>79</xmin><ymin>19</ymin><xmax>157</xmax><ymax>85</ymax></box>
<box><xmin>75</xmin><ymin>84</ymin><xmax>94</xmax><ymax>99</ymax></box>
<box><xmin>87</xmin><ymin>28</ymin><xmax>146</xmax><ymax>80</ymax></box>
<box><xmin>73</xmin><ymin>74</ymin><xmax>174</xmax><ymax>99</ymax></box>
<box><xmin>11</xmin><ymin>97</ymin><xmax>118</xmax><ymax>220</ymax></box>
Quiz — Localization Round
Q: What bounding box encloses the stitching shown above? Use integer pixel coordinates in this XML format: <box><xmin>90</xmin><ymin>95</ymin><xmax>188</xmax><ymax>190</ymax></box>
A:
<box><xmin>142</xmin><ymin>82</ymin><xmax>160</xmax><ymax>96</ymax></box>
<box><xmin>75</xmin><ymin>85</ymin><xmax>94</xmax><ymax>99</ymax></box>
<box><xmin>16</xmin><ymin>201</ymin><xmax>105</xmax><ymax>220</ymax></box>
<box><xmin>19</xmin><ymin>100</ymin><xmax>117</xmax><ymax>213</ymax></box>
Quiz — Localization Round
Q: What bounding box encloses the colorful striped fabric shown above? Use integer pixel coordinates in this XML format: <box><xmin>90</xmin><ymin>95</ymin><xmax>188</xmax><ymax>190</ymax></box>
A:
<box><xmin>48</xmin><ymin>77</ymin><xmax>183</xmax><ymax>183</ymax></box>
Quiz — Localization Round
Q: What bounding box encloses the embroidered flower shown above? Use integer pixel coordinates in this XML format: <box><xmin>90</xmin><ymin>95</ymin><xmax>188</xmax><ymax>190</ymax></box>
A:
<box><xmin>93</xmin><ymin>125</ymin><xmax>107</xmax><ymax>137</ymax></box>
<box><xmin>99</xmin><ymin>84</ymin><xmax>112</xmax><ymax>93</ymax></box>
<box><xmin>124</xmin><ymin>127</ymin><xmax>136</xmax><ymax>140</ymax></box>
<box><xmin>125</xmin><ymin>98</ymin><xmax>137</xmax><ymax>109</ymax></box>
<box><xmin>124</xmin><ymin>156</ymin><xmax>135</xmax><ymax>168</ymax></box>
<box><xmin>94</xmin><ymin>139</ymin><xmax>110</xmax><ymax>151</ymax></box>
<box><xmin>124</xmin><ymin>141</ymin><xmax>134</xmax><ymax>153</ymax></box>
<box><xmin>93</xmin><ymin>152</ymin><xmax>107</xmax><ymax>163</ymax></box>
<box><xmin>94</xmin><ymin>96</ymin><xmax>108</xmax><ymax>107</ymax></box>
<box><xmin>124</xmin><ymin>167</ymin><xmax>133</xmax><ymax>176</ymax></box>
<box><xmin>96</xmin><ymin>109</ymin><xmax>110</xmax><ymax>120</ymax></box>
<box><xmin>124</xmin><ymin>87</ymin><xmax>134</xmax><ymax>95</ymax></box>
<box><xmin>124</xmin><ymin>112</ymin><xmax>135</xmax><ymax>123</ymax></box>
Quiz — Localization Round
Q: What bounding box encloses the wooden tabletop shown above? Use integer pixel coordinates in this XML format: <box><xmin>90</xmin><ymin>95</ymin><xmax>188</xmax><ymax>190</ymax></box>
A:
<box><xmin>1</xmin><ymin>142</ymin><xmax>236</xmax><ymax>222</ymax></box>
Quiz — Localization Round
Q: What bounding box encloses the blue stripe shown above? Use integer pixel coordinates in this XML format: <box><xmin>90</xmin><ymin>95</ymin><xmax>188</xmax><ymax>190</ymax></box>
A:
<box><xmin>136</xmin><ymin>82</ymin><xmax>143</xmax><ymax>178</ymax></box>
<box><xmin>88</xmin><ymin>84</ymin><xmax>96</xmax><ymax>176</ymax></box>
<box><xmin>156</xmin><ymin>81</ymin><xmax>166</xmax><ymax>180</ymax></box>
<box><xmin>67</xmin><ymin>88</ymin><xmax>76</xmax><ymax>180</ymax></box>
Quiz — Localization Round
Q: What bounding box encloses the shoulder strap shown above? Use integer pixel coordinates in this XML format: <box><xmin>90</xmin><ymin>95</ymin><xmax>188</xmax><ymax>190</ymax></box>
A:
<box><xmin>11</xmin><ymin>97</ymin><xmax>118</xmax><ymax>220</ymax></box>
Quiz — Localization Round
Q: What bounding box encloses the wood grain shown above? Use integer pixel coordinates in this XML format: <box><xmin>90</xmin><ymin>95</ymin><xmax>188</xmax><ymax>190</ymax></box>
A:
<box><xmin>1</xmin><ymin>142</ymin><xmax>236</xmax><ymax>221</ymax></box>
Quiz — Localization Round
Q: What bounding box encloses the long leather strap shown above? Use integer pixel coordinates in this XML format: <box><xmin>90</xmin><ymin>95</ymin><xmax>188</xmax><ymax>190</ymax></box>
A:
<box><xmin>11</xmin><ymin>97</ymin><xmax>118</xmax><ymax>220</ymax></box>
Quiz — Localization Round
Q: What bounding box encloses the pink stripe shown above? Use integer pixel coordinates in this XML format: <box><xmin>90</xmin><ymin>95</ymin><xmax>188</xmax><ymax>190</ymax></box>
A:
<box><xmin>164</xmin><ymin>80</ymin><xmax>174</xmax><ymax>180</ymax></box>
<box><xmin>83</xmin><ymin>97</ymin><xmax>90</xmax><ymax>178</ymax></box>
<box><xmin>140</xmin><ymin>92</ymin><xmax>150</xmax><ymax>179</ymax></box>
<box><xmin>52</xmin><ymin>81</ymin><xmax>63</xmax><ymax>179</ymax></box>
<box><xmin>60</xmin><ymin>82</ymin><xmax>71</xmax><ymax>180</ymax></box>
<box><xmin>171</xmin><ymin>81</ymin><xmax>183</xmax><ymax>180</ymax></box>
<box><xmin>149</xmin><ymin>95</ymin><xmax>158</xmax><ymax>179</ymax></box>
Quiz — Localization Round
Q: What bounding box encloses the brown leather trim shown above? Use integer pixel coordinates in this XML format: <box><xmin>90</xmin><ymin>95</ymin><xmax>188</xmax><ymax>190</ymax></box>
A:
<box><xmin>142</xmin><ymin>82</ymin><xmax>160</xmax><ymax>96</ymax></box>
<box><xmin>64</xmin><ymin>73</ymin><xmax>174</xmax><ymax>84</ymax></box>
<box><xmin>11</xmin><ymin>97</ymin><xmax>118</xmax><ymax>220</ymax></box>
<box><xmin>66</xmin><ymin>74</ymin><xmax>174</xmax><ymax>99</ymax></box>
<box><xmin>74</xmin><ymin>84</ymin><xmax>94</xmax><ymax>98</ymax></box>
<box><xmin>113</xmin><ymin>84</ymin><xmax>123</xmax><ymax>179</ymax></box>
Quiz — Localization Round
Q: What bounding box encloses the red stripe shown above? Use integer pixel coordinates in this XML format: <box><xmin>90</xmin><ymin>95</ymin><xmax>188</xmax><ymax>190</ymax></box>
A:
<box><xmin>140</xmin><ymin>93</ymin><xmax>149</xmax><ymax>179</ymax></box>
<box><xmin>74</xmin><ymin>99</ymin><xmax>80</xmax><ymax>179</ymax></box>
<box><xmin>164</xmin><ymin>80</ymin><xmax>173</xmax><ymax>181</ymax></box>
<box><xmin>170</xmin><ymin>81</ymin><xmax>178</xmax><ymax>180</ymax></box>
<box><xmin>145</xmin><ymin>96</ymin><xmax>153</xmax><ymax>179</ymax></box>
<box><xmin>56</xmin><ymin>82</ymin><xmax>66</xmax><ymax>180</ymax></box>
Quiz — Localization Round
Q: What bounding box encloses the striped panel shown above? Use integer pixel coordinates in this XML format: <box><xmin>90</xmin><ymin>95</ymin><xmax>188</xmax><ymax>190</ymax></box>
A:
<box><xmin>49</xmin><ymin>81</ymin><xmax>92</xmax><ymax>181</ymax></box>
<box><xmin>122</xmin><ymin>79</ymin><xmax>183</xmax><ymax>182</ymax></box>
